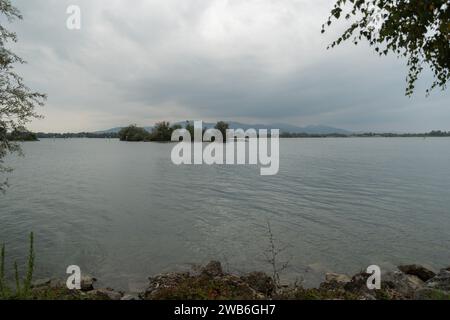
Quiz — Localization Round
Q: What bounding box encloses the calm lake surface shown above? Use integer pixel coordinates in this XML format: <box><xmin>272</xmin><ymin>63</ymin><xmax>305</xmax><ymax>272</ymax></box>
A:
<box><xmin>1</xmin><ymin>138</ymin><xmax>450</xmax><ymax>290</ymax></box>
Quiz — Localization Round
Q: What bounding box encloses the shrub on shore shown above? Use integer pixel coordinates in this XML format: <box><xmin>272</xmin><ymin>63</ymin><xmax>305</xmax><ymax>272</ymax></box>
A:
<box><xmin>118</xmin><ymin>125</ymin><xmax>152</xmax><ymax>142</ymax></box>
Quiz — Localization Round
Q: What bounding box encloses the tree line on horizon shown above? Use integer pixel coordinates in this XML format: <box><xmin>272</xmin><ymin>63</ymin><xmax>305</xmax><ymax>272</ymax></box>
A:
<box><xmin>118</xmin><ymin>121</ymin><xmax>230</xmax><ymax>142</ymax></box>
<box><xmin>6</xmin><ymin>127</ymin><xmax>450</xmax><ymax>141</ymax></box>
<box><xmin>11</xmin><ymin>128</ymin><xmax>450</xmax><ymax>141</ymax></box>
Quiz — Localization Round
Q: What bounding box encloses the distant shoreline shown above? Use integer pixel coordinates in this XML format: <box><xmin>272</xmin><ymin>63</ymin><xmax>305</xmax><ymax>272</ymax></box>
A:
<box><xmin>33</xmin><ymin>133</ymin><xmax>450</xmax><ymax>140</ymax></box>
<box><xmin>31</xmin><ymin>124</ymin><xmax>450</xmax><ymax>140</ymax></box>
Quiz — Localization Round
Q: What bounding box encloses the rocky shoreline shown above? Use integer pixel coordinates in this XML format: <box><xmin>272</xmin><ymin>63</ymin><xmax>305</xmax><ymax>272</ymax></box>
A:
<box><xmin>28</xmin><ymin>262</ymin><xmax>450</xmax><ymax>300</ymax></box>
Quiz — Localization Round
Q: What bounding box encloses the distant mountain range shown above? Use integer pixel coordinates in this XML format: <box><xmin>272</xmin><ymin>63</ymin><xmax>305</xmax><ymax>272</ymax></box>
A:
<box><xmin>94</xmin><ymin>122</ymin><xmax>351</xmax><ymax>135</ymax></box>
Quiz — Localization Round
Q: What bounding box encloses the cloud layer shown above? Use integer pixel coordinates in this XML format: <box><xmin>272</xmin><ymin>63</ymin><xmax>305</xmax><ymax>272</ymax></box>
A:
<box><xmin>9</xmin><ymin>0</ymin><xmax>450</xmax><ymax>132</ymax></box>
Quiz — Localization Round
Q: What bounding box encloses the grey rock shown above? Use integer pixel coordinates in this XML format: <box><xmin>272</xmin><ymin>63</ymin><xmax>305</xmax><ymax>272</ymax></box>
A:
<box><xmin>121</xmin><ymin>294</ymin><xmax>141</xmax><ymax>300</ymax></box>
<box><xmin>201</xmin><ymin>261</ymin><xmax>223</xmax><ymax>277</ymax></box>
<box><xmin>383</xmin><ymin>271</ymin><xmax>424</xmax><ymax>298</ymax></box>
<box><xmin>127</xmin><ymin>280</ymin><xmax>147</xmax><ymax>293</ymax></box>
<box><xmin>32</xmin><ymin>278</ymin><xmax>52</xmax><ymax>288</ymax></box>
<box><xmin>49</xmin><ymin>278</ymin><xmax>66</xmax><ymax>288</ymax></box>
<box><xmin>145</xmin><ymin>272</ymin><xmax>190</xmax><ymax>298</ymax></box>
<box><xmin>398</xmin><ymin>264</ymin><xmax>436</xmax><ymax>282</ymax></box>
<box><xmin>325</xmin><ymin>273</ymin><xmax>351</xmax><ymax>284</ymax></box>
<box><xmin>88</xmin><ymin>288</ymin><xmax>122</xmax><ymax>300</ymax></box>
<box><xmin>360</xmin><ymin>293</ymin><xmax>377</xmax><ymax>300</ymax></box>
<box><xmin>426</xmin><ymin>270</ymin><xmax>450</xmax><ymax>291</ymax></box>
<box><xmin>241</xmin><ymin>272</ymin><xmax>275</xmax><ymax>295</ymax></box>
<box><xmin>338</xmin><ymin>272</ymin><xmax>378</xmax><ymax>300</ymax></box>
<box><xmin>344</xmin><ymin>272</ymin><xmax>372</xmax><ymax>295</ymax></box>
<box><xmin>319</xmin><ymin>273</ymin><xmax>352</xmax><ymax>292</ymax></box>
<box><xmin>81</xmin><ymin>275</ymin><xmax>97</xmax><ymax>291</ymax></box>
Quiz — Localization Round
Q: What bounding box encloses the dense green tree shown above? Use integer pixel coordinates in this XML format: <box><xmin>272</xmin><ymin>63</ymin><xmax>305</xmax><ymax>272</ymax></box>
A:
<box><xmin>183</xmin><ymin>121</ymin><xmax>210</xmax><ymax>141</ymax></box>
<box><xmin>118</xmin><ymin>125</ymin><xmax>151</xmax><ymax>141</ymax></box>
<box><xmin>7</xmin><ymin>127</ymin><xmax>38</xmax><ymax>141</ymax></box>
<box><xmin>323</xmin><ymin>0</ymin><xmax>449</xmax><ymax>96</ymax></box>
<box><xmin>185</xmin><ymin>121</ymin><xmax>195</xmax><ymax>139</ymax></box>
<box><xmin>214</xmin><ymin>121</ymin><xmax>230</xmax><ymax>142</ymax></box>
<box><xmin>171</xmin><ymin>123</ymin><xmax>182</xmax><ymax>131</ymax></box>
<box><xmin>428</xmin><ymin>130</ymin><xmax>448</xmax><ymax>136</ymax></box>
<box><xmin>0</xmin><ymin>0</ymin><xmax>46</xmax><ymax>192</ymax></box>
<box><xmin>151</xmin><ymin>121</ymin><xmax>176</xmax><ymax>141</ymax></box>
<box><xmin>169</xmin><ymin>124</ymin><xmax>183</xmax><ymax>141</ymax></box>
<box><xmin>119</xmin><ymin>122</ymin><xmax>183</xmax><ymax>142</ymax></box>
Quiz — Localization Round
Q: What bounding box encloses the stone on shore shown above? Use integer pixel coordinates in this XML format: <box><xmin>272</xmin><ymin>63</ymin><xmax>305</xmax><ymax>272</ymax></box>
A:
<box><xmin>201</xmin><ymin>261</ymin><xmax>223</xmax><ymax>277</ymax></box>
<box><xmin>80</xmin><ymin>275</ymin><xmax>97</xmax><ymax>291</ymax></box>
<box><xmin>383</xmin><ymin>271</ymin><xmax>424</xmax><ymax>298</ymax></box>
<box><xmin>343</xmin><ymin>272</ymin><xmax>372</xmax><ymax>295</ymax></box>
<box><xmin>32</xmin><ymin>278</ymin><xmax>53</xmax><ymax>288</ymax></box>
<box><xmin>426</xmin><ymin>269</ymin><xmax>450</xmax><ymax>291</ymax></box>
<box><xmin>325</xmin><ymin>273</ymin><xmax>351</xmax><ymax>284</ymax></box>
<box><xmin>241</xmin><ymin>272</ymin><xmax>275</xmax><ymax>296</ymax></box>
<box><xmin>319</xmin><ymin>273</ymin><xmax>351</xmax><ymax>292</ymax></box>
<box><xmin>87</xmin><ymin>288</ymin><xmax>122</xmax><ymax>300</ymax></box>
<box><xmin>121</xmin><ymin>293</ymin><xmax>142</xmax><ymax>300</ymax></box>
<box><xmin>398</xmin><ymin>264</ymin><xmax>436</xmax><ymax>282</ymax></box>
<box><xmin>144</xmin><ymin>261</ymin><xmax>265</xmax><ymax>300</ymax></box>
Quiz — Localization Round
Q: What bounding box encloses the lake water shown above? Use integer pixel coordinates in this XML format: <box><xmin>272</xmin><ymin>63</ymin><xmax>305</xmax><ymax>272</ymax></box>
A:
<box><xmin>1</xmin><ymin>138</ymin><xmax>450</xmax><ymax>291</ymax></box>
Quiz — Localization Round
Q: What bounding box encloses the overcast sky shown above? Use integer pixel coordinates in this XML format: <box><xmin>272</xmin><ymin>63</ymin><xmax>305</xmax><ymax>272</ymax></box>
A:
<box><xmin>8</xmin><ymin>0</ymin><xmax>450</xmax><ymax>132</ymax></box>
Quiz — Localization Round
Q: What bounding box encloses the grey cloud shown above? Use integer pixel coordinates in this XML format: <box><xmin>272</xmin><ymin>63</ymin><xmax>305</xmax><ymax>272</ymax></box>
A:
<box><xmin>8</xmin><ymin>0</ymin><xmax>450</xmax><ymax>132</ymax></box>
